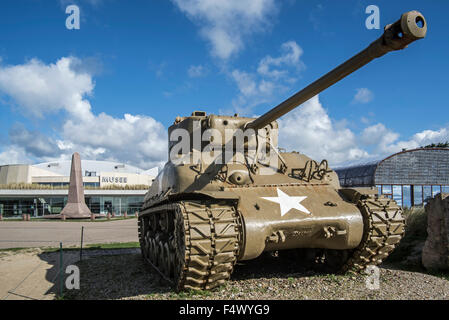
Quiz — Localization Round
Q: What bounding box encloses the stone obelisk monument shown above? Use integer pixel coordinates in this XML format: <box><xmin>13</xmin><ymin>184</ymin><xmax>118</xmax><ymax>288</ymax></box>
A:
<box><xmin>60</xmin><ymin>152</ymin><xmax>92</xmax><ymax>219</ymax></box>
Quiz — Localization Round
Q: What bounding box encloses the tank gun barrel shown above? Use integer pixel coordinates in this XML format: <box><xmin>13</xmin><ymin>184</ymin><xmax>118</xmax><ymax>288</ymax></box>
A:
<box><xmin>246</xmin><ymin>10</ymin><xmax>427</xmax><ymax>130</ymax></box>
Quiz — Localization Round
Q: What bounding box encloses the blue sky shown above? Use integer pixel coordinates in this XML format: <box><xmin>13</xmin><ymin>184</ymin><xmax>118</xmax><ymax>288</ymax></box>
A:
<box><xmin>0</xmin><ymin>0</ymin><xmax>448</xmax><ymax>169</ymax></box>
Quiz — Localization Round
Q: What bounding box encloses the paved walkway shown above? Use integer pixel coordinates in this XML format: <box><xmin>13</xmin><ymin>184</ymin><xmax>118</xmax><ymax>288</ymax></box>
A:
<box><xmin>0</xmin><ymin>249</ymin><xmax>140</xmax><ymax>300</ymax></box>
<box><xmin>0</xmin><ymin>219</ymin><xmax>138</xmax><ymax>249</ymax></box>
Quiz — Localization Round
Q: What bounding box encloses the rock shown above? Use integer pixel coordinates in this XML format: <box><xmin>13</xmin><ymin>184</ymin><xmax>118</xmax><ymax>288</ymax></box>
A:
<box><xmin>422</xmin><ymin>193</ymin><xmax>449</xmax><ymax>271</ymax></box>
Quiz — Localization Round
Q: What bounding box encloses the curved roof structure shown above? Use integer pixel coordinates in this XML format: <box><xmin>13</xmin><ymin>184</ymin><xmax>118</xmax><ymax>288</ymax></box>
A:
<box><xmin>335</xmin><ymin>148</ymin><xmax>449</xmax><ymax>187</ymax></box>
<box><xmin>33</xmin><ymin>160</ymin><xmax>153</xmax><ymax>176</ymax></box>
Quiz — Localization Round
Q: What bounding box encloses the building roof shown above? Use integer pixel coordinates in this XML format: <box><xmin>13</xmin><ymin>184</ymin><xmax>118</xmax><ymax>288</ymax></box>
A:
<box><xmin>335</xmin><ymin>148</ymin><xmax>449</xmax><ymax>187</ymax></box>
<box><xmin>33</xmin><ymin>160</ymin><xmax>156</xmax><ymax>176</ymax></box>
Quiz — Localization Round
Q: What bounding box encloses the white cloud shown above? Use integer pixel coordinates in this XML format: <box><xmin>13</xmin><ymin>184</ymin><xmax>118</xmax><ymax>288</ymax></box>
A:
<box><xmin>63</xmin><ymin>113</ymin><xmax>167</xmax><ymax>169</ymax></box>
<box><xmin>257</xmin><ymin>41</ymin><xmax>304</xmax><ymax>79</ymax></box>
<box><xmin>229</xmin><ymin>41</ymin><xmax>304</xmax><ymax>114</ymax></box>
<box><xmin>361</xmin><ymin>124</ymin><xmax>449</xmax><ymax>156</ymax></box>
<box><xmin>230</xmin><ymin>70</ymin><xmax>276</xmax><ymax>115</ymax></box>
<box><xmin>353</xmin><ymin>88</ymin><xmax>374</xmax><ymax>104</ymax></box>
<box><xmin>171</xmin><ymin>0</ymin><xmax>277</xmax><ymax>59</ymax></box>
<box><xmin>1</xmin><ymin>56</ymin><xmax>447</xmax><ymax>170</ymax></box>
<box><xmin>278</xmin><ymin>95</ymin><xmax>449</xmax><ymax>166</ymax></box>
<box><xmin>9</xmin><ymin>123</ymin><xmax>61</xmax><ymax>158</ymax></box>
<box><xmin>0</xmin><ymin>57</ymin><xmax>94</xmax><ymax>121</ymax></box>
<box><xmin>279</xmin><ymin>95</ymin><xmax>369</xmax><ymax>165</ymax></box>
<box><xmin>0</xmin><ymin>146</ymin><xmax>31</xmax><ymax>166</ymax></box>
<box><xmin>360</xmin><ymin>123</ymin><xmax>398</xmax><ymax>151</ymax></box>
<box><xmin>0</xmin><ymin>57</ymin><xmax>167</xmax><ymax>169</ymax></box>
<box><xmin>188</xmin><ymin>64</ymin><xmax>207</xmax><ymax>78</ymax></box>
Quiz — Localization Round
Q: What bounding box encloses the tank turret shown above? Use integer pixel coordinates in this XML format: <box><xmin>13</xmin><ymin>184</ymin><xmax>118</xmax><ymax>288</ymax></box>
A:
<box><xmin>138</xmin><ymin>11</ymin><xmax>427</xmax><ymax>291</ymax></box>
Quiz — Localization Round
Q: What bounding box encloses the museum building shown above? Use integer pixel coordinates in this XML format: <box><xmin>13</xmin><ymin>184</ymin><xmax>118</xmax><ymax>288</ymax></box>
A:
<box><xmin>0</xmin><ymin>160</ymin><xmax>157</xmax><ymax>217</ymax></box>
<box><xmin>335</xmin><ymin>148</ymin><xmax>449</xmax><ymax>208</ymax></box>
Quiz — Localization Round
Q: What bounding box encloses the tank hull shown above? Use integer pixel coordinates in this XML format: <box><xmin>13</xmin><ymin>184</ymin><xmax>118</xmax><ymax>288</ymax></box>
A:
<box><xmin>138</xmin><ymin>188</ymin><xmax>404</xmax><ymax>291</ymax></box>
<box><xmin>137</xmin><ymin>10</ymin><xmax>426</xmax><ymax>290</ymax></box>
<box><xmin>231</xmin><ymin>184</ymin><xmax>364</xmax><ymax>260</ymax></box>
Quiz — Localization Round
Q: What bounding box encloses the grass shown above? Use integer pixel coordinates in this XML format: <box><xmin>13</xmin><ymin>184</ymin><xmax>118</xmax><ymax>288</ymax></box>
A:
<box><xmin>312</xmin><ymin>272</ymin><xmax>347</xmax><ymax>285</ymax></box>
<box><xmin>0</xmin><ymin>242</ymin><xmax>140</xmax><ymax>254</ymax></box>
<box><xmin>0</xmin><ymin>216</ymin><xmax>137</xmax><ymax>222</ymax></box>
<box><xmin>324</xmin><ymin>273</ymin><xmax>342</xmax><ymax>284</ymax></box>
<box><xmin>41</xmin><ymin>241</ymin><xmax>140</xmax><ymax>253</ymax></box>
<box><xmin>386</xmin><ymin>207</ymin><xmax>427</xmax><ymax>263</ymax></box>
<box><xmin>432</xmin><ymin>272</ymin><xmax>449</xmax><ymax>281</ymax></box>
<box><xmin>168</xmin><ymin>289</ymin><xmax>213</xmax><ymax>299</ymax></box>
<box><xmin>84</xmin><ymin>242</ymin><xmax>140</xmax><ymax>250</ymax></box>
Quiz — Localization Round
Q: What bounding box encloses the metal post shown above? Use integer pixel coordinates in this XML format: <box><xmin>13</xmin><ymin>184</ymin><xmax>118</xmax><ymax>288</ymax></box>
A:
<box><xmin>80</xmin><ymin>226</ymin><xmax>84</xmax><ymax>261</ymax></box>
<box><xmin>59</xmin><ymin>242</ymin><xmax>63</xmax><ymax>298</ymax></box>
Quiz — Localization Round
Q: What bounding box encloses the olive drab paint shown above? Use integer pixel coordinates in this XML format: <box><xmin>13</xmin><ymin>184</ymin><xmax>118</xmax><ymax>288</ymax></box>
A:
<box><xmin>137</xmin><ymin>11</ymin><xmax>427</xmax><ymax>291</ymax></box>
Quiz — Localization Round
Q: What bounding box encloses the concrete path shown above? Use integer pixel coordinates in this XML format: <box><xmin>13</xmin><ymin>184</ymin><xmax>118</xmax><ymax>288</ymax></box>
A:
<box><xmin>0</xmin><ymin>219</ymin><xmax>138</xmax><ymax>249</ymax></box>
<box><xmin>0</xmin><ymin>248</ymin><xmax>140</xmax><ymax>300</ymax></box>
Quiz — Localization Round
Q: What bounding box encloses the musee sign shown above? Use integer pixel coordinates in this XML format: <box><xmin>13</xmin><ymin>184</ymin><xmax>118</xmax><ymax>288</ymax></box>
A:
<box><xmin>101</xmin><ymin>176</ymin><xmax>128</xmax><ymax>184</ymax></box>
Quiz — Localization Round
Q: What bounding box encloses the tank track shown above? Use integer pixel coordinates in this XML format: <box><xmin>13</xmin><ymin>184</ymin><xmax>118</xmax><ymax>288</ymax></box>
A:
<box><xmin>340</xmin><ymin>192</ymin><xmax>405</xmax><ymax>273</ymax></box>
<box><xmin>138</xmin><ymin>200</ymin><xmax>242</xmax><ymax>291</ymax></box>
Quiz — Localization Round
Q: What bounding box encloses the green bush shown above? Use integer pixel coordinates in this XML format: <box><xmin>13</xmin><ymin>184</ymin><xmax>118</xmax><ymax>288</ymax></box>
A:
<box><xmin>386</xmin><ymin>207</ymin><xmax>427</xmax><ymax>263</ymax></box>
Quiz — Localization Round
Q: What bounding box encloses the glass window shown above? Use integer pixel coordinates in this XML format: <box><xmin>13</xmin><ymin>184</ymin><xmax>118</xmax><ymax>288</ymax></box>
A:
<box><xmin>402</xmin><ymin>185</ymin><xmax>411</xmax><ymax>208</ymax></box>
<box><xmin>381</xmin><ymin>185</ymin><xmax>393</xmax><ymax>199</ymax></box>
<box><xmin>87</xmin><ymin>197</ymin><xmax>101</xmax><ymax>214</ymax></box>
<box><xmin>121</xmin><ymin>197</ymin><xmax>129</xmax><ymax>215</ymax></box>
<box><xmin>443</xmin><ymin>186</ymin><xmax>449</xmax><ymax>193</ymax></box>
<box><xmin>127</xmin><ymin>196</ymin><xmax>144</xmax><ymax>215</ymax></box>
<box><xmin>423</xmin><ymin>186</ymin><xmax>432</xmax><ymax>204</ymax></box>
<box><xmin>49</xmin><ymin>197</ymin><xmax>64</xmax><ymax>214</ymax></box>
<box><xmin>84</xmin><ymin>182</ymin><xmax>100</xmax><ymax>188</ymax></box>
<box><xmin>413</xmin><ymin>185</ymin><xmax>423</xmax><ymax>206</ymax></box>
<box><xmin>9</xmin><ymin>199</ymin><xmax>34</xmax><ymax>216</ymax></box>
<box><xmin>113</xmin><ymin>197</ymin><xmax>122</xmax><ymax>215</ymax></box>
<box><xmin>432</xmin><ymin>185</ymin><xmax>441</xmax><ymax>197</ymax></box>
<box><xmin>375</xmin><ymin>185</ymin><xmax>382</xmax><ymax>196</ymax></box>
<box><xmin>393</xmin><ymin>185</ymin><xmax>402</xmax><ymax>207</ymax></box>
<box><xmin>103</xmin><ymin>197</ymin><xmax>113</xmax><ymax>214</ymax></box>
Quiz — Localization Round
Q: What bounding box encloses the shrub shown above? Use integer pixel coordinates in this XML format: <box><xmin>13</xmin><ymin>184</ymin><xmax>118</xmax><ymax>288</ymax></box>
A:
<box><xmin>386</xmin><ymin>207</ymin><xmax>427</xmax><ymax>264</ymax></box>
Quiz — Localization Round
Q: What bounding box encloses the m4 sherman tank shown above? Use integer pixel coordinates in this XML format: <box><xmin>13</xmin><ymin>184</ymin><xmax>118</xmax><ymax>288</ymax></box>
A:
<box><xmin>138</xmin><ymin>11</ymin><xmax>427</xmax><ymax>291</ymax></box>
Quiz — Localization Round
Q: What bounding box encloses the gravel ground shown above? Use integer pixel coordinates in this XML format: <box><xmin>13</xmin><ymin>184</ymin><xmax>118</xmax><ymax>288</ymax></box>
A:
<box><xmin>64</xmin><ymin>252</ymin><xmax>449</xmax><ymax>300</ymax></box>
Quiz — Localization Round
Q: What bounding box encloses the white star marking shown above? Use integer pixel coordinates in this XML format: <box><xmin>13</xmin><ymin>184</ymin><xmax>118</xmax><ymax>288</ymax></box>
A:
<box><xmin>261</xmin><ymin>188</ymin><xmax>311</xmax><ymax>217</ymax></box>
